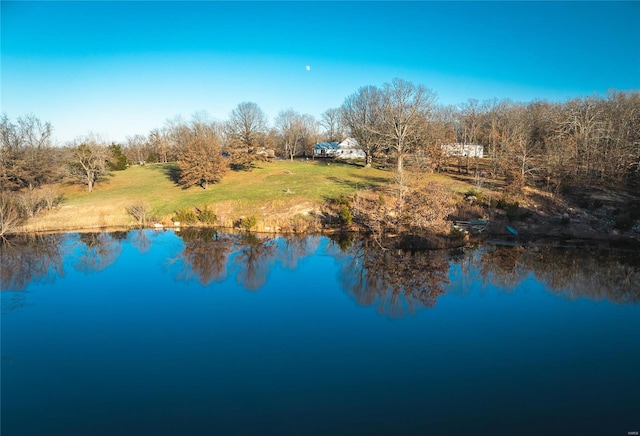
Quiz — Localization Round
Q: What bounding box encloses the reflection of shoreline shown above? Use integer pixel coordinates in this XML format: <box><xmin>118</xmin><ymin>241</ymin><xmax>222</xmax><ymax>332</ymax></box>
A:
<box><xmin>334</xmin><ymin>238</ymin><xmax>451</xmax><ymax>318</ymax></box>
<box><xmin>0</xmin><ymin>233</ymin><xmax>65</xmax><ymax>292</ymax></box>
<box><xmin>469</xmin><ymin>244</ymin><xmax>640</xmax><ymax>305</ymax></box>
<box><xmin>482</xmin><ymin>237</ymin><xmax>640</xmax><ymax>252</ymax></box>
<box><xmin>2</xmin><ymin>231</ymin><xmax>638</xmax><ymax>310</ymax></box>
<box><xmin>16</xmin><ymin>216</ymin><xmax>640</xmax><ymax>249</ymax></box>
<box><xmin>172</xmin><ymin>230</ymin><xmax>321</xmax><ymax>290</ymax></box>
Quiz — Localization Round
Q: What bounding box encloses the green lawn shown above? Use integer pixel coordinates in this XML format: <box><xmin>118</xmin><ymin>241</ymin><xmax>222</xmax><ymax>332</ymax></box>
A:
<box><xmin>59</xmin><ymin>159</ymin><xmax>392</xmax><ymax>219</ymax></box>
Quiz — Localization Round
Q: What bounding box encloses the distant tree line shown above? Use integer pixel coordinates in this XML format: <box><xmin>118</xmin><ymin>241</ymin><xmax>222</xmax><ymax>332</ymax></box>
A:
<box><xmin>339</xmin><ymin>81</ymin><xmax>640</xmax><ymax>193</ymax></box>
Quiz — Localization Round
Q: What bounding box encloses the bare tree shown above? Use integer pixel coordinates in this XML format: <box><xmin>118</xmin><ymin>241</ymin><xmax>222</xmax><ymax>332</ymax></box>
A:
<box><xmin>275</xmin><ymin>109</ymin><xmax>306</xmax><ymax>160</ymax></box>
<box><xmin>497</xmin><ymin>102</ymin><xmax>543</xmax><ymax>188</ymax></box>
<box><xmin>66</xmin><ymin>136</ymin><xmax>111</xmax><ymax>192</ymax></box>
<box><xmin>320</xmin><ymin>108</ymin><xmax>344</xmax><ymax>142</ymax></box>
<box><xmin>377</xmin><ymin>78</ymin><xmax>437</xmax><ymax>176</ymax></box>
<box><xmin>227</xmin><ymin>102</ymin><xmax>268</xmax><ymax>150</ymax></box>
<box><xmin>457</xmin><ymin>99</ymin><xmax>484</xmax><ymax>174</ymax></box>
<box><xmin>556</xmin><ymin>97</ymin><xmax>605</xmax><ymax>182</ymax></box>
<box><xmin>341</xmin><ymin>86</ymin><xmax>383</xmax><ymax>168</ymax></box>
<box><xmin>480</xmin><ymin>99</ymin><xmax>508</xmax><ymax>177</ymax></box>
<box><xmin>457</xmin><ymin>99</ymin><xmax>483</xmax><ymax>144</ymax></box>
<box><xmin>1</xmin><ymin>114</ymin><xmax>58</xmax><ymax>191</ymax></box>
<box><xmin>124</xmin><ymin>134</ymin><xmax>149</xmax><ymax>165</ymax></box>
<box><xmin>422</xmin><ymin>105</ymin><xmax>457</xmax><ymax>173</ymax></box>
<box><xmin>0</xmin><ymin>192</ymin><xmax>23</xmax><ymax>236</ymax></box>
<box><xmin>603</xmin><ymin>91</ymin><xmax>640</xmax><ymax>183</ymax></box>
<box><xmin>164</xmin><ymin>114</ymin><xmax>197</xmax><ymax>163</ymax></box>
<box><xmin>301</xmin><ymin>114</ymin><xmax>320</xmax><ymax>158</ymax></box>
<box><xmin>126</xmin><ymin>200</ymin><xmax>151</xmax><ymax>226</ymax></box>
<box><xmin>148</xmin><ymin>128</ymin><xmax>172</xmax><ymax>163</ymax></box>
<box><xmin>224</xmin><ymin>103</ymin><xmax>270</xmax><ymax>169</ymax></box>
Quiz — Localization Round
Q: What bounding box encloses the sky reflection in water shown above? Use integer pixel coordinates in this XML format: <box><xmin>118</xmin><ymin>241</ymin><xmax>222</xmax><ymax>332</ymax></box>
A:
<box><xmin>1</xmin><ymin>230</ymin><xmax>639</xmax><ymax>435</ymax></box>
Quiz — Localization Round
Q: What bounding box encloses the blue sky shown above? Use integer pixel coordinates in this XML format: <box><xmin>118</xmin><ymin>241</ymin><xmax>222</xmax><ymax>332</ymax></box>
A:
<box><xmin>2</xmin><ymin>1</ymin><xmax>639</xmax><ymax>144</ymax></box>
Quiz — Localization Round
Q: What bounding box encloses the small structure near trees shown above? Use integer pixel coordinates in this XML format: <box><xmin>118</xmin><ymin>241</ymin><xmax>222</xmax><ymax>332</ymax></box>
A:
<box><xmin>313</xmin><ymin>138</ymin><xmax>365</xmax><ymax>159</ymax></box>
<box><xmin>313</xmin><ymin>141</ymin><xmax>339</xmax><ymax>158</ymax></box>
<box><xmin>441</xmin><ymin>143</ymin><xmax>484</xmax><ymax>158</ymax></box>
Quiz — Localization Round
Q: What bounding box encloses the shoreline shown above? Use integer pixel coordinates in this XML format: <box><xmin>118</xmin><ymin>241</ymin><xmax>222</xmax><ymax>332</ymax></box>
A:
<box><xmin>4</xmin><ymin>163</ymin><xmax>639</xmax><ymax>248</ymax></box>
<box><xmin>8</xmin><ymin>220</ymin><xmax>640</xmax><ymax>251</ymax></box>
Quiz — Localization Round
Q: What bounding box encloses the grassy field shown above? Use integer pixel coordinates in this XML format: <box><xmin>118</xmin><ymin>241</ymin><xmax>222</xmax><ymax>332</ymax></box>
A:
<box><xmin>22</xmin><ymin>160</ymin><xmax>396</xmax><ymax>232</ymax></box>
<box><xmin>14</xmin><ymin>157</ymin><xmax>640</xmax><ymax>241</ymax></box>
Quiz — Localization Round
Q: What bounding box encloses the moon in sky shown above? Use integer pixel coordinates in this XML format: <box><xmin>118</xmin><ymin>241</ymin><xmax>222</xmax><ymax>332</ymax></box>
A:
<box><xmin>305</xmin><ymin>65</ymin><xmax>311</xmax><ymax>71</ymax></box>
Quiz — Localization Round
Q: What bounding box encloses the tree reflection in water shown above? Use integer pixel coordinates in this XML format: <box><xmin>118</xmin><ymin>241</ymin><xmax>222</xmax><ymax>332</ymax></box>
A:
<box><xmin>474</xmin><ymin>245</ymin><xmax>529</xmax><ymax>291</ymax></box>
<box><xmin>2</xmin><ymin>231</ymin><xmax>638</xmax><ymax>310</ymax></box>
<box><xmin>71</xmin><ymin>232</ymin><xmax>123</xmax><ymax>273</ymax></box>
<box><xmin>277</xmin><ymin>234</ymin><xmax>321</xmax><ymax>270</ymax></box>
<box><xmin>0</xmin><ymin>233</ymin><xmax>65</xmax><ymax>291</ymax></box>
<box><xmin>131</xmin><ymin>229</ymin><xmax>152</xmax><ymax>253</ymax></box>
<box><xmin>232</xmin><ymin>234</ymin><xmax>277</xmax><ymax>291</ymax></box>
<box><xmin>335</xmin><ymin>238</ymin><xmax>450</xmax><ymax>318</ymax></box>
<box><xmin>520</xmin><ymin>246</ymin><xmax>639</xmax><ymax>303</ymax></box>
<box><xmin>173</xmin><ymin>231</ymin><xmax>320</xmax><ymax>289</ymax></box>
<box><xmin>469</xmin><ymin>244</ymin><xmax>640</xmax><ymax>304</ymax></box>
<box><xmin>172</xmin><ymin>228</ymin><xmax>235</xmax><ymax>286</ymax></box>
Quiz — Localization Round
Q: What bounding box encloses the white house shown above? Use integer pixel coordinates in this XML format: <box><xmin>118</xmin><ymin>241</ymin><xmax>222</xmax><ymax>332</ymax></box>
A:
<box><xmin>314</xmin><ymin>138</ymin><xmax>365</xmax><ymax>159</ymax></box>
<box><xmin>335</xmin><ymin>138</ymin><xmax>365</xmax><ymax>159</ymax></box>
<box><xmin>313</xmin><ymin>141</ymin><xmax>339</xmax><ymax>157</ymax></box>
<box><xmin>441</xmin><ymin>143</ymin><xmax>484</xmax><ymax>158</ymax></box>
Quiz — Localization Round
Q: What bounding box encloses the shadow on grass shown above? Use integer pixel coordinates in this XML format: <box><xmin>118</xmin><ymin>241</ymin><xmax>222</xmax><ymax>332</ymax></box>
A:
<box><xmin>309</xmin><ymin>158</ymin><xmax>366</xmax><ymax>169</ymax></box>
<box><xmin>148</xmin><ymin>163</ymin><xmax>181</xmax><ymax>186</ymax></box>
<box><xmin>323</xmin><ymin>173</ymin><xmax>390</xmax><ymax>202</ymax></box>
<box><xmin>60</xmin><ymin>172</ymin><xmax>114</xmax><ymax>191</ymax></box>
<box><xmin>349</xmin><ymin>173</ymin><xmax>391</xmax><ymax>186</ymax></box>
<box><xmin>334</xmin><ymin>159</ymin><xmax>366</xmax><ymax>169</ymax></box>
<box><xmin>325</xmin><ymin>177</ymin><xmax>360</xmax><ymax>191</ymax></box>
<box><xmin>326</xmin><ymin>170</ymin><xmax>391</xmax><ymax>187</ymax></box>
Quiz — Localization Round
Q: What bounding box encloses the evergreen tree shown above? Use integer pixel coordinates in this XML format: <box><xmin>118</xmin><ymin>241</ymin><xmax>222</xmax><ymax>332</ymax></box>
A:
<box><xmin>108</xmin><ymin>143</ymin><xmax>128</xmax><ymax>170</ymax></box>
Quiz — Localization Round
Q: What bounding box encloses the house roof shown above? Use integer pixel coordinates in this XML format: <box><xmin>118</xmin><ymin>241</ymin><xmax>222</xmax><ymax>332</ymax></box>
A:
<box><xmin>314</xmin><ymin>142</ymin><xmax>339</xmax><ymax>150</ymax></box>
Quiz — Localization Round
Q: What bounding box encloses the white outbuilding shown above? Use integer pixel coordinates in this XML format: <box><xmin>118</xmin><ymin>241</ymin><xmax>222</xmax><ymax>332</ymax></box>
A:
<box><xmin>441</xmin><ymin>143</ymin><xmax>484</xmax><ymax>158</ymax></box>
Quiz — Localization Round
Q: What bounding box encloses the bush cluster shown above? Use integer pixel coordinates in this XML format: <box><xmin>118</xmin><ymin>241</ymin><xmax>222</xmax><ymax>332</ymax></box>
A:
<box><xmin>172</xmin><ymin>205</ymin><xmax>218</xmax><ymax>226</ymax></box>
<box><xmin>17</xmin><ymin>187</ymin><xmax>63</xmax><ymax>218</ymax></box>
<box><xmin>241</xmin><ymin>215</ymin><xmax>257</xmax><ymax>231</ymax></box>
<box><xmin>173</xmin><ymin>208</ymin><xmax>198</xmax><ymax>224</ymax></box>
<box><xmin>196</xmin><ymin>206</ymin><xmax>217</xmax><ymax>224</ymax></box>
<box><xmin>333</xmin><ymin>194</ymin><xmax>354</xmax><ymax>227</ymax></box>
<box><xmin>339</xmin><ymin>205</ymin><xmax>354</xmax><ymax>226</ymax></box>
<box><xmin>0</xmin><ymin>187</ymin><xmax>63</xmax><ymax>236</ymax></box>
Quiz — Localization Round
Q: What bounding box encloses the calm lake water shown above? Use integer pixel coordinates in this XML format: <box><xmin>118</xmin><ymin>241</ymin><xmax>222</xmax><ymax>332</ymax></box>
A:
<box><xmin>1</xmin><ymin>230</ymin><xmax>639</xmax><ymax>436</ymax></box>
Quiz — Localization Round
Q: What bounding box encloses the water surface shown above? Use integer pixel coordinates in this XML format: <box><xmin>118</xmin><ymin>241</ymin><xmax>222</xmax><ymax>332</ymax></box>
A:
<box><xmin>2</xmin><ymin>230</ymin><xmax>639</xmax><ymax>435</ymax></box>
